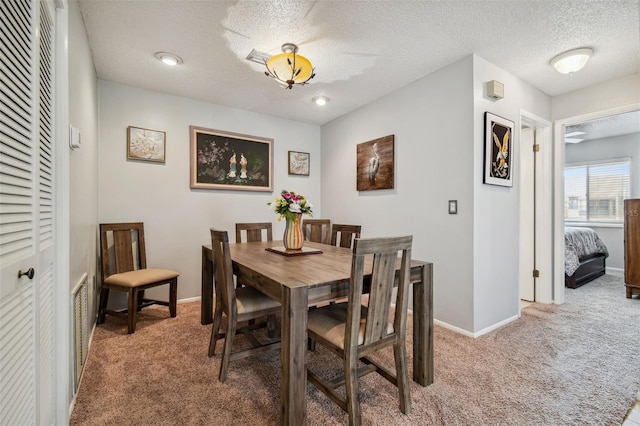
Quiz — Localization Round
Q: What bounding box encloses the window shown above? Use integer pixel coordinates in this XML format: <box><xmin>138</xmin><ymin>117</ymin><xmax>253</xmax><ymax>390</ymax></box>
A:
<box><xmin>564</xmin><ymin>159</ymin><xmax>631</xmax><ymax>223</ymax></box>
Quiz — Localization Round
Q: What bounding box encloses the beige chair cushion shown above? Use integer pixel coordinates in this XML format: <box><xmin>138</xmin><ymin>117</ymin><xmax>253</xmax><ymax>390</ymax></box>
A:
<box><xmin>307</xmin><ymin>303</ymin><xmax>394</xmax><ymax>350</ymax></box>
<box><xmin>235</xmin><ymin>286</ymin><xmax>280</xmax><ymax>314</ymax></box>
<box><xmin>104</xmin><ymin>268</ymin><xmax>179</xmax><ymax>288</ymax></box>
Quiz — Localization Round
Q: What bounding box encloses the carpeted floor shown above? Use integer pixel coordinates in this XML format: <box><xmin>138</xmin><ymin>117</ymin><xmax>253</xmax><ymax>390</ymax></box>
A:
<box><xmin>70</xmin><ymin>272</ymin><xmax>639</xmax><ymax>425</ymax></box>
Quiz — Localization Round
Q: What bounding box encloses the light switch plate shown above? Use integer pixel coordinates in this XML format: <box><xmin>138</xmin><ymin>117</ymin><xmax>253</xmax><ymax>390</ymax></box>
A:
<box><xmin>448</xmin><ymin>200</ymin><xmax>458</xmax><ymax>214</ymax></box>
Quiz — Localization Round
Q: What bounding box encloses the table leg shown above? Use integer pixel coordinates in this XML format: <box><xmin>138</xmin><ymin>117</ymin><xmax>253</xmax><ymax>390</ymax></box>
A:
<box><xmin>412</xmin><ymin>263</ymin><xmax>433</xmax><ymax>385</ymax></box>
<box><xmin>201</xmin><ymin>245</ymin><xmax>213</xmax><ymax>325</ymax></box>
<box><xmin>280</xmin><ymin>285</ymin><xmax>308</xmax><ymax>425</ymax></box>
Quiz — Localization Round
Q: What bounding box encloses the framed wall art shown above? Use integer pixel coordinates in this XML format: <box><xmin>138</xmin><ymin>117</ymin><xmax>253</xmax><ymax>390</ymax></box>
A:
<box><xmin>484</xmin><ymin>112</ymin><xmax>514</xmax><ymax>187</ymax></box>
<box><xmin>356</xmin><ymin>134</ymin><xmax>394</xmax><ymax>191</ymax></box>
<box><xmin>190</xmin><ymin>126</ymin><xmax>273</xmax><ymax>192</ymax></box>
<box><xmin>288</xmin><ymin>151</ymin><xmax>310</xmax><ymax>176</ymax></box>
<box><xmin>127</xmin><ymin>126</ymin><xmax>166</xmax><ymax>163</ymax></box>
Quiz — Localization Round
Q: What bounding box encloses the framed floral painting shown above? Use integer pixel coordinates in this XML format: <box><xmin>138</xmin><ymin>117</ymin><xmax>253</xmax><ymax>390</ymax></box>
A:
<box><xmin>288</xmin><ymin>151</ymin><xmax>310</xmax><ymax>176</ymax></box>
<box><xmin>484</xmin><ymin>112</ymin><xmax>514</xmax><ymax>187</ymax></box>
<box><xmin>127</xmin><ymin>126</ymin><xmax>166</xmax><ymax>163</ymax></box>
<box><xmin>189</xmin><ymin>126</ymin><xmax>273</xmax><ymax>192</ymax></box>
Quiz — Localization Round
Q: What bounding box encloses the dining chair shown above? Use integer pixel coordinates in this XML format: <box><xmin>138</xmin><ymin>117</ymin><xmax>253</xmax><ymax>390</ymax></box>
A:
<box><xmin>98</xmin><ymin>222</ymin><xmax>179</xmax><ymax>334</ymax></box>
<box><xmin>208</xmin><ymin>229</ymin><xmax>281</xmax><ymax>382</ymax></box>
<box><xmin>330</xmin><ymin>224</ymin><xmax>362</xmax><ymax>249</ymax></box>
<box><xmin>306</xmin><ymin>235</ymin><xmax>413</xmax><ymax>425</ymax></box>
<box><xmin>302</xmin><ymin>218</ymin><xmax>331</xmax><ymax>244</ymax></box>
<box><xmin>235</xmin><ymin>222</ymin><xmax>276</xmax><ymax>336</ymax></box>
<box><xmin>235</xmin><ymin>222</ymin><xmax>272</xmax><ymax>243</ymax></box>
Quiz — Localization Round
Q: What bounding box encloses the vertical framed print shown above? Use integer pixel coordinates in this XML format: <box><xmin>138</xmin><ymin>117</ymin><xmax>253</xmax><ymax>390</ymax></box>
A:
<box><xmin>484</xmin><ymin>112</ymin><xmax>514</xmax><ymax>187</ymax></box>
<box><xmin>356</xmin><ymin>134</ymin><xmax>394</xmax><ymax>191</ymax></box>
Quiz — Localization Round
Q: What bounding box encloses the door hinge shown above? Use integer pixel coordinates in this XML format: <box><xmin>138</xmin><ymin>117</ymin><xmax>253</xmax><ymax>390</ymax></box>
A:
<box><xmin>533</xmin><ymin>269</ymin><xmax>540</xmax><ymax>278</ymax></box>
<box><xmin>533</xmin><ymin>144</ymin><xmax>540</xmax><ymax>152</ymax></box>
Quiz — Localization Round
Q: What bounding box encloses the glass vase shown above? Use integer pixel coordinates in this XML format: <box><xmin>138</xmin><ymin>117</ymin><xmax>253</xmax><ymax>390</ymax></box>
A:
<box><xmin>283</xmin><ymin>213</ymin><xmax>303</xmax><ymax>250</ymax></box>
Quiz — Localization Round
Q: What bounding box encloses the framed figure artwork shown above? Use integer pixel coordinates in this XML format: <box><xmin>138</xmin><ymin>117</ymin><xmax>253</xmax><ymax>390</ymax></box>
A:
<box><xmin>190</xmin><ymin>126</ymin><xmax>273</xmax><ymax>192</ymax></box>
<box><xmin>484</xmin><ymin>112</ymin><xmax>514</xmax><ymax>187</ymax></box>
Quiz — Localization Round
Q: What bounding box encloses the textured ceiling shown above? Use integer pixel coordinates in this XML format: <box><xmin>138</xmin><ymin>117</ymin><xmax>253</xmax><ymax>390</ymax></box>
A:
<box><xmin>78</xmin><ymin>0</ymin><xmax>640</xmax><ymax>126</ymax></box>
<box><xmin>565</xmin><ymin>110</ymin><xmax>640</xmax><ymax>142</ymax></box>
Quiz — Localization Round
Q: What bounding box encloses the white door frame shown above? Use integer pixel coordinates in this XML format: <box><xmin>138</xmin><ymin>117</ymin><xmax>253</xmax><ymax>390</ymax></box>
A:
<box><xmin>520</xmin><ymin>110</ymin><xmax>552</xmax><ymax>304</ymax></box>
<box><xmin>552</xmin><ymin>103</ymin><xmax>640</xmax><ymax>305</ymax></box>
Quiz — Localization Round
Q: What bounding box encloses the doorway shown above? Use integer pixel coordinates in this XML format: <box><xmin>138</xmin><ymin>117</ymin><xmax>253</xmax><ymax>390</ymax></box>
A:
<box><xmin>519</xmin><ymin>112</ymin><xmax>552</xmax><ymax>307</ymax></box>
<box><xmin>553</xmin><ymin>105</ymin><xmax>640</xmax><ymax>304</ymax></box>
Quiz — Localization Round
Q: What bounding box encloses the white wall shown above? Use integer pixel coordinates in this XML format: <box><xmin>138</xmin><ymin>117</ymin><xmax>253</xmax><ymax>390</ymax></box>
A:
<box><xmin>322</xmin><ymin>56</ymin><xmax>476</xmax><ymax>331</ymax></box>
<box><xmin>68</xmin><ymin>0</ymin><xmax>99</xmax><ymax>317</ymax></box>
<box><xmin>321</xmin><ymin>55</ymin><xmax>551</xmax><ymax>334</ymax></box>
<box><xmin>565</xmin><ymin>132</ymin><xmax>640</xmax><ymax>269</ymax></box>
<box><xmin>552</xmin><ymin>73</ymin><xmax>640</xmax><ymax>121</ymax></box>
<box><xmin>472</xmin><ymin>55</ymin><xmax>551</xmax><ymax>332</ymax></box>
<box><xmin>98</xmin><ymin>81</ymin><xmax>322</xmax><ymax>302</ymax></box>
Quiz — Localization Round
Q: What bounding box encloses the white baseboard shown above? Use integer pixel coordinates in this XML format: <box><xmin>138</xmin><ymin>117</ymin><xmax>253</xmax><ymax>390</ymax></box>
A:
<box><xmin>606</xmin><ymin>267</ymin><xmax>624</xmax><ymax>275</ymax></box>
<box><xmin>434</xmin><ymin>314</ymin><xmax>520</xmax><ymax>338</ymax></box>
<box><xmin>178</xmin><ymin>296</ymin><xmax>201</xmax><ymax>304</ymax></box>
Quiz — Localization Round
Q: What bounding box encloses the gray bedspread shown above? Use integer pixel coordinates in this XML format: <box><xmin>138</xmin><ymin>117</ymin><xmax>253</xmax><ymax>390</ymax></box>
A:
<box><xmin>564</xmin><ymin>226</ymin><xmax>609</xmax><ymax>276</ymax></box>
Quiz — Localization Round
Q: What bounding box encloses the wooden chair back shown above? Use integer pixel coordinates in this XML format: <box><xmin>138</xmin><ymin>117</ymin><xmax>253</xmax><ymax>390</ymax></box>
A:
<box><xmin>100</xmin><ymin>222</ymin><xmax>147</xmax><ymax>281</ymax></box>
<box><xmin>235</xmin><ymin>222</ymin><xmax>272</xmax><ymax>243</ymax></box>
<box><xmin>330</xmin><ymin>224</ymin><xmax>362</xmax><ymax>249</ymax></box>
<box><xmin>302</xmin><ymin>219</ymin><xmax>331</xmax><ymax>244</ymax></box>
<box><xmin>349</xmin><ymin>235</ymin><xmax>412</xmax><ymax>350</ymax></box>
<box><xmin>210</xmin><ymin>229</ymin><xmax>236</xmax><ymax>316</ymax></box>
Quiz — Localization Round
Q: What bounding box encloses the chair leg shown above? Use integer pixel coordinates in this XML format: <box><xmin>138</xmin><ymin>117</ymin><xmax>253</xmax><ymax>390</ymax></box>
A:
<box><xmin>208</xmin><ymin>303</ymin><xmax>223</xmax><ymax>357</ymax></box>
<box><xmin>127</xmin><ymin>289</ymin><xmax>139</xmax><ymax>334</ymax></box>
<box><xmin>169</xmin><ymin>279</ymin><xmax>177</xmax><ymax>317</ymax></box>
<box><xmin>344</xmin><ymin>352</ymin><xmax>361</xmax><ymax>426</ymax></box>
<box><xmin>97</xmin><ymin>287</ymin><xmax>110</xmax><ymax>324</ymax></box>
<box><xmin>219</xmin><ymin>313</ymin><xmax>237</xmax><ymax>382</ymax></box>
<box><xmin>267</xmin><ymin>314</ymin><xmax>276</xmax><ymax>338</ymax></box>
<box><xmin>394</xmin><ymin>342</ymin><xmax>411</xmax><ymax>415</ymax></box>
<box><xmin>137</xmin><ymin>290</ymin><xmax>145</xmax><ymax>311</ymax></box>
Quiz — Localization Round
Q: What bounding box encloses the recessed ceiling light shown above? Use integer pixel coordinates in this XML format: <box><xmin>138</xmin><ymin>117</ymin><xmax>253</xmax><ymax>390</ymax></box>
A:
<box><xmin>312</xmin><ymin>96</ymin><xmax>329</xmax><ymax>106</ymax></box>
<box><xmin>155</xmin><ymin>51</ymin><xmax>183</xmax><ymax>66</ymax></box>
<box><xmin>550</xmin><ymin>48</ymin><xmax>592</xmax><ymax>74</ymax></box>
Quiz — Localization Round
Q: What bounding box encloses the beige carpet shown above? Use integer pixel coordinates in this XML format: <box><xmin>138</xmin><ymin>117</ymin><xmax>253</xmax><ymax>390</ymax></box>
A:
<box><xmin>71</xmin><ymin>273</ymin><xmax>639</xmax><ymax>425</ymax></box>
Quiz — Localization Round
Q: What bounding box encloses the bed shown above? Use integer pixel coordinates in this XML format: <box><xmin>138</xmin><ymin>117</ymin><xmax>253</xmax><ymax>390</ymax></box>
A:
<box><xmin>565</xmin><ymin>226</ymin><xmax>609</xmax><ymax>288</ymax></box>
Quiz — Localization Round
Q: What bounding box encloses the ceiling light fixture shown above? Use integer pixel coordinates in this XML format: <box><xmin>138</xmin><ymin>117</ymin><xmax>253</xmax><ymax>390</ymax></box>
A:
<box><xmin>265</xmin><ymin>43</ymin><xmax>315</xmax><ymax>89</ymax></box>
<box><xmin>550</xmin><ymin>48</ymin><xmax>593</xmax><ymax>74</ymax></box>
<box><xmin>155</xmin><ymin>51</ymin><xmax>183</xmax><ymax>66</ymax></box>
<box><xmin>312</xmin><ymin>96</ymin><xmax>328</xmax><ymax>106</ymax></box>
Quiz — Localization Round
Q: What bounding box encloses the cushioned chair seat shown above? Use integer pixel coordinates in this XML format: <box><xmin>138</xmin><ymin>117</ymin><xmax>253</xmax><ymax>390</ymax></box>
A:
<box><xmin>235</xmin><ymin>286</ymin><xmax>280</xmax><ymax>314</ymax></box>
<box><xmin>308</xmin><ymin>303</ymin><xmax>394</xmax><ymax>350</ymax></box>
<box><xmin>104</xmin><ymin>268</ymin><xmax>179</xmax><ymax>287</ymax></box>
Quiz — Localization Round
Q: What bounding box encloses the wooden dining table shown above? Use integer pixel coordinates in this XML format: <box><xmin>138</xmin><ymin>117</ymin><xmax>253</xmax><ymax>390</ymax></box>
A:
<box><xmin>200</xmin><ymin>240</ymin><xmax>433</xmax><ymax>425</ymax></box>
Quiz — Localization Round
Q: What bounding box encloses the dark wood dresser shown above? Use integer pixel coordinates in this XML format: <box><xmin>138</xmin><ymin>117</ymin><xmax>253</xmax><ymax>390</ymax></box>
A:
<box><xmin>624</xmin><ymin>199</ymin><xmax>640</xmax><ymax>298</ymax></box>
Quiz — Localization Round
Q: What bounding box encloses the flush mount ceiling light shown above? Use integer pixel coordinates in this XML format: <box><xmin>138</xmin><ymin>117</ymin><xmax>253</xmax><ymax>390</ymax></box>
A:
<box><xmin>550</xmin><ymin>48</ymin><xmax>593</xmax><ymax>74</ymax></box>
<box><xmin>312</xmin><ymin>96</ymin><xmax>328</xmax><ymax>106</ymax></box>
<box><xmin>155</xmin><ymin>51</ymin><xmax>183</xmax><ymax>66</ymax></box>
<box><xmin>265</xmin><ymin>43</ymin><xmax>315</xmax><ymax>89</ymax></box>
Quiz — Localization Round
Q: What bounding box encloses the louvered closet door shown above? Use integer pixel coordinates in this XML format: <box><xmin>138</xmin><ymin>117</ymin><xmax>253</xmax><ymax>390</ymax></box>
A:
<box><xmin>0</xmin><ymin>0</ymin><xmax>56</xmax><ymax>424</ymax></box>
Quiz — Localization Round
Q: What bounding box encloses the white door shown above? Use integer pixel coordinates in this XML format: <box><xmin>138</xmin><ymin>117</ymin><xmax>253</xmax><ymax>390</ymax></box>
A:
<box><xmin>519</xmin><ymin>127</ymin><xmax>536</xmax><ymax>301</ymax></box>
<box><xmin>0</xmin><ymin>0</ymin><xmax>56</xmax><ymax>424</ymax></box>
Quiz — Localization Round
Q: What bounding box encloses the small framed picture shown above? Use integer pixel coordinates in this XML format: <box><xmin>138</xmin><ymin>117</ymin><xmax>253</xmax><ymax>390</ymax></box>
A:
<box><xmin>127</xmin><ymin>126</ymin><xmax>166</xmax><ymax>163</ymax></box>
<box><xmin>288</xmin><ymin>151</ymin><xmax>310</xmax><ymax>176</ymax></box>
